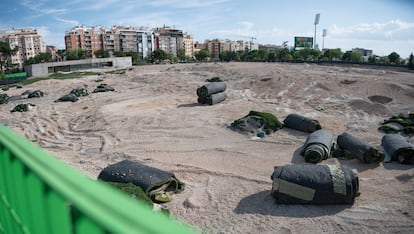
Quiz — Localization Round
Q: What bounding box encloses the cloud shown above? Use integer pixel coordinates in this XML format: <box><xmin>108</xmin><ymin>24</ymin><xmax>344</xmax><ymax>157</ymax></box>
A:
<box><xmin>20</xmin><ymin>0</ymin><xmax>68</xmax><ymax>16</ymax></box>
<box><xmin>55</xmin><ymin>18</ymin><xmax>80</xmax><ymax>26</ymax></box>
<box><xmin>23</xmin><ymin>25</ymin><xmax>65</xmax><ymax>48</ymax></box>
<box><xmin>209</xmin><ymin>21</ymin><xmax>286</xmax><ymax>43</ymax></box>
<box><xmin>146</xmin><ymin>0</ymin><xmax>229</xmax><ymax>8</ymax></box>
<box><xmin>82</xmin><ymin>0</ymin><xmax>121</xmax><ymax>11</ymax></box>
<box><xmin>330</xmin><ymin>19</ymin><xmax>414</xmax><ymax>41</ymax></box>
<box><xmin>116</xmin><ymin>12</ymin><xmax>174</xmax><ymax>29</ymax></box>
<box><xmin>35</xmin><ymin>26</ymin><xmax>51</xmax><ymax>38</ymax></box>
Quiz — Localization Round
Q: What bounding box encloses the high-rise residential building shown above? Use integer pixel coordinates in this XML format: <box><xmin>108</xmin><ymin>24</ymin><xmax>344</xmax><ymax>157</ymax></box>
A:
<box><xmin>206</xmin><ymin>39</ymin><xmax>221</xmax><ymax>60</ymax></box>
<box><xmin>204</xmin><ymin>39</ymin><xmax>238</xmax><ymax>60</ymax></box>
<box><xmin>114</xmin><ymin>26</ymin><xmax>153</xmax><ymax>59</ymax></box>
<box><xmin>153</xmin><ymin>26</ymin><xmax>184</xmax><ymax>56</ymax></box>
<box><xmin>64</xmin><ymin>25</ymin><xmax>154</xmax><ymax>60</ymax></box>
<box><xmin>65</xmin><ymin>25</ymin><xmax>102</xmax><ymax>54</ymax></box>
<box><xmin>0</xmin><ymin>28</ymin><xmax>46</xmax><ymax>68</ymax></box>
<box><xmin>182</xmin><ymin>34</ymin><xmax>194</xmax><ymax>58</ymax></box>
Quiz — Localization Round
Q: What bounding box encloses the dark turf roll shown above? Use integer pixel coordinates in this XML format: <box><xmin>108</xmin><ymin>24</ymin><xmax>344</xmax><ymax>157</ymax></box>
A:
<box><xmin>207</xmin><ymin>92</ymin><xmax>227</xmax><ymax>105</ymax></box>
<box><xmin>196</xmin><ymin>82</ymin><xmax>227</xmax><ymax>98</ymax></box>
<box><xmin>271</xmin><ymin>164</ymin><xmax>359</xmax><ymax>204</ymax></box>
<box><xmin>336</xmin><ymin>132</ymin><xmax>384</xmax><ymax>163</ymax></box>
<box><xmin>98</xmin><ymin>160</ymin><xmax>185</xmax><ymax>203</ymax></box>
<box><xmin>283</xmin><ymin>113</ymin><xmax>322</xmax><ymax>133</ymax></box>
<box><xmin>381</xmin><ymin>134</ymin><xmax>414</xmax><ymax>164</ymax></box>
<box><xmin>301</xmin><ymin>130</ymin><xmax>334</xmax><ymax>163</ymax></box>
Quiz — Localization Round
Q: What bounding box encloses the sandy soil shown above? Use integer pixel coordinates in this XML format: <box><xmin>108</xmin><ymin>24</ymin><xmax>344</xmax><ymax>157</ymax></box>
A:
<box><xmin>1</xmin><ymin>62</ymin><xmax>414</xmax><ymax>233</ymax></box>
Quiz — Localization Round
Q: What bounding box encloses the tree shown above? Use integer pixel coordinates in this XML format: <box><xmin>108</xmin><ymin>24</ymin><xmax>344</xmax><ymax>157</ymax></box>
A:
<box><xmin>94</xmin><ymin>49</ymin><xmax>110</xmax><ymax>58</ymax></box>
<box><xmin>256</xmin><ymin>49</ymin><xmax>269</xmax><ymax>62</ymax></box>
<box><xmin>278</xmin><ymin>48</ymin><xmax>290</xmax><ymax>61</ymax></box>
<box><xmin>124</xmin><ymin>51</ymin><xmax>139</xmax><ymax>65</ymax></box>
<box><xmin>0</xmin><ymin>41</ymin><xmax>19</xmax><ymax>71</ymax></box>
<box><xmin>342</xmin><ymin>51</ymin><xmax>352</xmax><ymax>62</ymax></box>
<box><xmin>342</xmin><ymin>51</ymin><xmax>363</xmax><ymax>63</ymax></box>
<box><xmin>350</xmin><ymin>51</ymin><xmax>363</xmax><ymax>63</ymax></box>
<box><xmin>66</xmin><ymin>49</ymin><xmax>91</xmax><ymax>60</ymax></box>
<box><xmin>177</xmin><ymin>48</ymin><xmax>186</xmax><ymax>62</ymax></box>
<box><xmin>295</xmin><ymin>48</ymin><xmax>321</xmax><ymax>61</ymax></box>
<box><xmin>378</xmin><ymin>56</ymin><xmax>390</xmax><ymax>64</ymax></box>
<box><xmin>324</xmin><ymin>48</ymin><xmax>343</xmax><ymax>61</ymax></box>
<box><xmin>368</xmin><ymin>55</ymin><xmax>378</xmax><ymax>64</ymax></box>
<box><xmin>267</xmin><ymin>51</ymin><xmax>277</xmax><ymax>62</ymax></box>
<box><xmin>194</xmin><ymin>49</ymin><xmax>210</xmax><ymax>62</ymax></box>
<box><xmin>388</xmin><ymin>52</ymin><xmax>400</xmax><ymax>64</ymax></box>
<box><xmin>23</xmin><ymin>52</ymin><xmax>52</xmax><ymax>65</ymax></box>
<box><xmin>408</xmin><ymin>53</ymin><xmax>414</xmax><ymax>69</ymax></box>
<box><xmin>152</xmin><ymin>49</ymin><xmax>168</xmax><ymax>62</ymax></box>
<box><xmin>113</xmin><ymin>51</ymin><xmax>140</xmax><ymax>64</ymax></box>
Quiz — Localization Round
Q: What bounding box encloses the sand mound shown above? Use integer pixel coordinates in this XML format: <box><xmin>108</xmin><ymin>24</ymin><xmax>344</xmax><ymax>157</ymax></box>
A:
<box><xmin>1</xmin><ymin>62</ymin><xmax>413</xmax><ymax>233</ymax></box>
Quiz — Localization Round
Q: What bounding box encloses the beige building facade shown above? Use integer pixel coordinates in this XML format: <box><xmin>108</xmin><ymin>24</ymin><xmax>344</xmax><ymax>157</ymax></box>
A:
<box><xmin>0</xmin><ymin>28</ymin><xmax>46</xmax><ymax>68</ymax></box>
<box><xmin>183</xmin><ymin>34</ymin><xmax>194</xmax><ymax>58</ymax></box>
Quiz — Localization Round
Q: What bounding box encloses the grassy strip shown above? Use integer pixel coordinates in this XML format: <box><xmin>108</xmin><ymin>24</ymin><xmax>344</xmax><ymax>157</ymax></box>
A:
<box><xmin>19</xmin><ymin>71</ymin><xmax>99</xmax><ymax>85</ymax></box>
<box><xmin>105</xmin><ymin>68</ymin><xmax>127</xmax><ymax>74</ymax></box>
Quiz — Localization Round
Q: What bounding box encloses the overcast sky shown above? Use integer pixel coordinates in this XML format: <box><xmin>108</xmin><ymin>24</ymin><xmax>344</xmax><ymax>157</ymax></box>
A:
<box><xmin>1</xmin><ymin>0</ymin><xmax>413</xmax><ymax>58</ymax></box>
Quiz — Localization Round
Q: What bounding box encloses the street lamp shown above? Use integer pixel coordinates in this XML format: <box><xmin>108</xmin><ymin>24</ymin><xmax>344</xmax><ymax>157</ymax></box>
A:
<box><xmin>314</xmin><ymin>13</ymin><xmax>320</xmax><ymax>50</ymax></box>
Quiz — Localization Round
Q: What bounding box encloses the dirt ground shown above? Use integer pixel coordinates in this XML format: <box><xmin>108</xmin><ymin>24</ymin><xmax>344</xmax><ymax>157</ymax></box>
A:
<box><xmin>1</xmin><ymin>62</ymin><xmax>414</xmax><ymax>233</ymax></box>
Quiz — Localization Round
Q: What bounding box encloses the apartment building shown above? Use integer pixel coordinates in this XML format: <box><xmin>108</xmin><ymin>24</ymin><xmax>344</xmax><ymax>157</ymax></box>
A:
<box><xmin>0</xmin><ymin>28</ymin><xmax>46</xmax><ymax>68</ymax></box>
<box><xmin>182</xmin><ymin>34</ymin><xmax>194</xmax><ymax>58</ymax></box>
<box><xmin>114</xmin><ymin>26</ymin><xmax>153</xmax><ymax>59</ymax></box>
<box><xmin>64</xmin><ymin>25</ymin><xmax>153</xmax><ymax>60</ymax></box>
<box><xmin>204</xmin><ymin>39</ymin><xmax>238</xmax><ymax>60</ymax></box>
<box><xmin>206</xmin><ymin>39</ymin><xmax>221</xmax><ymax>60</ymax></box>
<box><xmin>46</xmin><ymin>45</ymin><xmax>62</xmax><ymax>62</ymax></box>
<box><xmin>65</xmin><ymin>25</ymin><xmax>102</xmax><ymax>54</ymax></box>
<box><xmin>352</xmin><ymin>47</ymin><xmax>373</xmax><ymax>61</ymax></box>
<box><xmin>153</xmin><ymin>26</ymin><xmax>184</xmax><ymax>56</ymax></box>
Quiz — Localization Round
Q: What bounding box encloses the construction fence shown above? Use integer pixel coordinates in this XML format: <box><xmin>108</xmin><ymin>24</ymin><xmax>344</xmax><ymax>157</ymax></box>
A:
<box><xmin>0</xmin><ymin>125</ymin><xmax>195</xmax><ymax>234</ymax></box>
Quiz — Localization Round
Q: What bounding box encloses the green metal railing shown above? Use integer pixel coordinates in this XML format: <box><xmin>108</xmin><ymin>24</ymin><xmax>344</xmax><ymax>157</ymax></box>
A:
<box><xmin>3</xmin><ymin>72</ymin><xmax>27</xmax><ymax>79</ymax></box>
<box><xmin>0</xmin><ymin>125</ymin><xmax>195</xmax><ymax>234</ymax></box>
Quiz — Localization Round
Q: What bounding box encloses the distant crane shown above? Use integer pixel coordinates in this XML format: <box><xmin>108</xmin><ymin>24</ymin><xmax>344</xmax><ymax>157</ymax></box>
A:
<box><xmin>249</xmin><ymin>37</ymin><xmax>256</xmax><ymax>51</ymax></box>
<box><xmin>236</xmin><ymin>35</ymin><xmax>257</xmax><ymax>51</ymax></box>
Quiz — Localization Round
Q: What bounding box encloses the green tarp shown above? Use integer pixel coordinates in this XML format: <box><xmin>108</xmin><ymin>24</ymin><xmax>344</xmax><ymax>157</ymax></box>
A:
<box><xmin>55</xmin><ymin>93</ymin><xmax>79</xmax><ymax>102</ymax></box>
<box><xmin>231</xmin><ymin>111</ymin><xmax>284</xmax><ymax>136</ymax></box>
<box><xmin>70</xmin><ymin>87</ymin><xmax>89</xmax><ymax>97</ymax></box>
<box><xmin>27</xmin><ymin>90</ymin><xmax>44</xmax><ymax>98</ymax></box>
<box><xmin>93</xmin><ymin>84</ymin><xmax>115</xmax><ymax>93</ymax></box>
<box><xmin>378</xmin><ymin>113</ymin><xmax>414</xmax><ymax>134</ymax></box>
<box><xmin>271</xmin><ymin>164</ymin><xmax>359</xmax><ymax>204</ymax></box>
<box><xmin>10</xmin><ymin>103</ymin><xmax>35</xmax><ymax>112</ymax></box>
<box><xmin>0</xmin><ymin>93</ymin><xmax>8</xmax><ymax>104</ymax></box>
<box><xmin>335</xmin><ymin>132</ymin><xmax>384</xmax><ymax>163</ymax></box>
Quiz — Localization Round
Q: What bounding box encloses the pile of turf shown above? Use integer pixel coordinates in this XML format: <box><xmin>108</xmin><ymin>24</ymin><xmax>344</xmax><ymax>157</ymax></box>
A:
<box><xmin>378</xmin><ymin>113</ymin><xmax>414</xmax><ymax>134</ymax></box>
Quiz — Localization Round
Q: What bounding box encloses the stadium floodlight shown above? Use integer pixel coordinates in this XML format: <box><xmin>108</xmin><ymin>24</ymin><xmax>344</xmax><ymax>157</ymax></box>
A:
<box><xmin>314</xmin><ymin>14</ymin><xmax>320</xmax><ymax>25</ymax></box>
<box><xmin>322</xmin><ymin>29</ymin><xmax>327</xmax><ymax>50</ymax></box>
<box><xmin>314</xmin><ymin>13</ymin><xmax>320</xmax><ymax>50</ymax></box>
